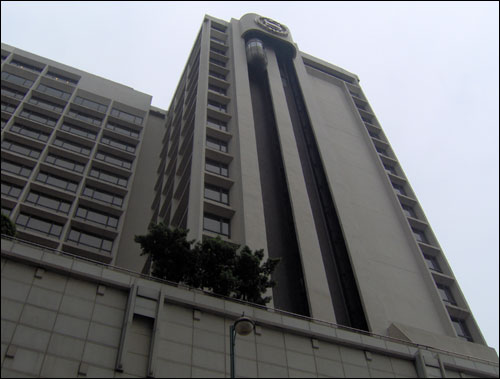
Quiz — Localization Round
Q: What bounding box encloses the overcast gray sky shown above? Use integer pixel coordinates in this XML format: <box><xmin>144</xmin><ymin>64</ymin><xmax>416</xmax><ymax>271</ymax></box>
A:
<box><xmin>2</xmin><ymin>1</ymin><xmax>498</xmax><ymax>354</ymax></box>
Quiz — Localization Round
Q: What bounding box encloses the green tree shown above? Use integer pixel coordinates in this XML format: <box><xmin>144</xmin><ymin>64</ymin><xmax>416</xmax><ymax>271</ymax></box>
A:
<box><xmin>1</xmin><ymin>214</ymin><xmax>16</xmax><ymax>237</ymax></box>
<box><xmin>233</xmin><ymin>246</ymin><xmax>280</xmax><ymax>305</ymax></box>
<box><xmin>135</xmin><ymin>224</ymin><xmax>280</xmax><ymax>305</ymax></box>
<box><xmin>134</xmin><ymin>223</ymin><xmax>196</xmax><ymax>284</ymax></box>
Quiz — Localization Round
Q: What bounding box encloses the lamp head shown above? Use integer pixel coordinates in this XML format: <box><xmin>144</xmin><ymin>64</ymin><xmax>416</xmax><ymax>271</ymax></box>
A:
<box><xmin>234</xmin><ymin>315</ymin><xmax>255</xmax><ymax>336</ymax></box>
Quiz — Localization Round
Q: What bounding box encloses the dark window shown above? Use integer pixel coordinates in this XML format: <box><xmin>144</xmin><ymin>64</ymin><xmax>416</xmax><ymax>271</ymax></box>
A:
<box><xmin>208</xmin><ymin>84</ymin><xmax>227</xmax><ymax>96</ymax></box>
<box><xmin>95</xmin><ymin>152</ymin><xmax>133</xmax><ymax>170</ymax></box>
<box><xmin>206</xmin><ymin>137</ymin><xmax>227</xmax><ymax>153</ymax></box>
<box><xmin>436</xmin><ymin>284</ymin><xmax>457</xmax><ymax>306</ymax></box>
<box><xmin>209</xmin><ymin>57</ymin><xmax>226</xmax><ymax>68</ymax></box>
<box><xmin>1</xmin><ymin>140</ymin><xmax>41</xmax><ymax>159</ymax></box>
<box><xmin>74</xmin><ymin>96</ymin><xmax>107</xmax><ymax>113</ymax></box>
<box><xmin>20</xmin><ymin>109</ymin><xmax>58</xmax><ymax>127</ymax></box>
<box><xmin>401</xmin><ymin>204</ymin><xmax>416</xmax><ymax>218</ymax></box>
<box><xmin>1</xmin><ymin>86</ymin><xmax>26</xmax><ymax>100</ymax></box>
<box><xmin>207</xmin><ymin>117</ymin><xmax>228</xmax><ymax>132</ymax></box>
<box><xmin>203</xmin><ymin>213</ymin><xmax>230</xmax><ymax>237</ymax></box>
<box><xmin>451</xmin><ymin>318</ymin><xmax>473</xmax><ymax>342</ymax></box>
<box><xmin>45</xmin><ymin>154</ymin><xmax>85</xmax><ymax>173</ymax></box>
<box><xmin>204</xmin><ymin>184</ymin><xmax>229</xmax><ymax>204</ymax></box>
<box><xmin>10</xmin><ymin>59</ymin><xmax>43</xmax><ymax>73</ymax></box>
<box><xmin>1</xmin><ymin>159</ymin><xmax>32</xmax><ymax>177</ymax></box>
<box><xmin>100</xmin><ymin>136</ymin><xmax>136</xmax><ymax>153</ymax></box>
<box><xmin>36</xmin><ymin>83</ymin><xmax>71</xmax><ymax>100</ymax></box>
<box><xmin>89</xmin><ymin>168</ymin><xmax>128</xmax><ymax>187</ymax></box>
<box><xmin>1</xmin><ymin>102</ymin><xmax>16</xmax><ymax>113</ymax></box>
<box><xmin>1</xmin><ymin>72</ymin><xmax>34</xmax><ymax>87</ymax></box>
<box><xmin>67</xmin><ymin>228</ymin><xmax>113</xmax><ymax>252</ymax></box>
<box><xmin>105</xmin><ymin>122</ymin><xmax>140</xmax><ymax>139</ymax></box>
<box><xmin>205</xmin><ymin>159</ymin><xmax>228</xmax><ymax>177</ymax></box>
<box><xmin>75</xmin><ymin>206</ymin><xmax>118</xmax><ymax>228</ymax></box>
<box><xmin>392</xmin><ymin>183</ymin><xmax>406</xmax><ymax>196</ymax></box>
<box><xmin>110</xmin><ymin>108</ymin><xmax>143</xmax><ymax>126</ymax></box>
<box><xmin>207</xmin><ymin>100</ymin><xmax>227</xmax><ymax>112</ymax></box>
<box><xmin>82</xmin><ymin>186</ymin><xmax>123</xmax><ymax>207</ymax></box>
<box><xmin>375</xmin><ymin>145</ymin><xmax>388</xmax><ymax>156</ymax></box>
<box><xmin>26</xmin><ymin>191</ymin><xmax>71</xmax><ymax>213</ymax></box>
<box><xmin>28</xmin><ymin>97</ymin><xmax>64</xmax><ymax>113</ymax></box>
<box><xmin>383</xmin><ymin>163</ymin><xmax>396</xmax><ymax>175</ymax></box>
<box><xmin>36</xmin><ymin>171</ymin><xmax>78</xmax><ymax>192</ymax></box>
<box><xmin>209</xmin><ymin>70</ymin><xmax>226</xmax><ymax>80</ymax></box>
<box><xmin>68</xmin><ymin>109</ymin><xmax>102</xmax><ymax>126</ymax></box>
<box><xmin>412</xmin><ymin>228</ymin><xmax>428</xmax><ymax>244</ymax></box>
<box><xmin>53</xmin><ymin>137</ymin><xmax>91</xmax><ymax>156</ymax></box>
<box><xmin>1</xmin><ymin>182</ymin><xmax>24</xmax><ymax>198</ymax></box>
<box><xmin>15</xmin><ymin>213</ymin><xmax>63</xmax><ymax>237</ymax></box>
<box><xmin>61</xmin><ymin>122</ymin><xmax>97</xmax><ymax>140</ymax></box>
<box><xmin>423</xmin><ymin>254</ymin><xmax>441</xmax><ymax>272</ymax></box>
<box><xmin>46</xmin><ymin>71</ymin><xmax>78</xmax><ymax>85</ymax></box>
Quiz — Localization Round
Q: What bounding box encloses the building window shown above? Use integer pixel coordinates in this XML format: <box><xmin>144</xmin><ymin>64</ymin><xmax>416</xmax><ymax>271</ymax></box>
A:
<box><xmin>208</xmin><ymin>84</ymin><xmax>227</xmax><ymax>96</ymax></box>
<box><xmin>82</xmin><ymin>186</ymin><xmax>123</xmax><ymax>207</ymax></box>
<box><xmin>392</xmin><ymin>183</ymin><xmax>406</xmax><ymax>196</ymax></box>
<box><xmin>46</xmin><ymin>71</ymin><xmax>78</xmax><ymax>85</ymax></box>
<box><xmin>67</xmin><ymin>228</ymin><xmax>113</xmax><ymax>252</ymax></box>
<box><xmin>36</xmin><ymin>171</ymin><xmax>78</xmax><ymax>192</ymax></box>
<box><xmin>206</xmin><ymin>137</ymin><xmax>228</xmax><ymax>153</ymax></box>
<box><xmin>412</xmin><ymin>228</ymin><xmax>428</xmax><ymax>244</ymax></box>
<box><xmin>68</xmin><ymin>109</ymin><xmax>102</xmax><ymax>126</ymax></box>
<box><xmin>75</xmin><ymin>206</ymin><xmax>119</xmax><ymax>228</ymax></box>
<box><xmin>74</xmin><ymin>96</ymin><xmax>108</xmax><ymax>113</ymax></box>
<box><xmin>451</xmin><ymin>317</ymin><xmax>473</xmax><ymax>342</ymax></box>
<box><xmin>100</xmin><ymin>136</ymin><xmax>136</xmax><ymax>153</ymax></box>
<box><xmin>423</xmin><ymin>254</ymin><xmax>441</xmax><ymax>272</ymax></box>
<box><xmin>105</xmin><ymin>122</ymin><xmax>140</xmax><ymax>139</ymax></box>
<box><xmin>1</xmin><ymin>86</ymin><xmax>26</xmax><ymax>100</ymax></box>
<box><xmin>208</xmin><ymin>100</ymin><xmax>227</xmax><ymax>113</ymax></box>
<box><xmin>203</xmin><ymin>213</ymin><xmax>230</xmax><ymax>237</ymax></box>
<box><xmin>436</xmin><ymin>284</ymin><xmax>457</xmax><ymax>306</ymax></box>
<box><xmin>1</xmin><ymin>102</ymin><xmax>16</xmax><ymax>113</ymax></box>
<box><xmin>28</xmin><ymin>97</ymin><xmax>64</xmax><ymax>113</ymax></box>
<box><xmin>10</xmin><ymin>124</ymin><xmax>50</xmax><ymax>142</ymax></box>
<box><xmin>61</xmin><ymin>122</ymin><xmax>97</xmax><ymax>140</ymax></box>
<box><xmin>9</xmin><ymin>59</ymin><xmax>43</xmax><ymax>73</ymax></box>
<box><xmin>95</xmin><ymin>151</ymin><xmax>133</xmax><ymax>170</ymax></box>
<box><xmin>16</xmin><ymin>213</ymin><xmax>63</xmax><ymax>237</ymax></box>
<box><xmin>89</xmin><ymin>168</ymin><xmax>128</xmax><ymax>187</ymax></box>
<box><xmin>45</xmin><ymin>154</ymin><xmax>85</xmax><ymax>173</ymax></box>
<box><xmin>209</xmin><ymin>70</ymin><xmax>226</xmax><ymax>81</ymax></box>
<box><xmin>375</xmin><ymin>145</ymin><xmax>388</xmax><ymax>156</ymax></box>
<box><xmin>1</xmin><ymin>182</ymin><xmax>24</xmax><ymax>198</ymax></box>
<box><xmin>110</xmin><ymin>108</ymin><xmax>143</xmax><ymax>126</ymax></box>
<box><xmin>1</xmin><ymin>159</ymin><xmax>32</xmax><ymax>177</ymax></box>
<box><xmin>1</xmin><ymin>140</ymin><xmax>41</xmax><ymax>159</ymax></box>
<box><xmin>207</xmin><ymin>117</ymin><xmax>228</xmax><ymax>132</ymax></box>
<box><xmin>401</xmin><ymin>204</ymin><xmax>416</xmax><ymax>218</ymax></box>
<box><xmin>53</xmin><ymin>137</ymin><xmax>91</xmax><ymax>156</ymax></box>
<box><xmin>20</xmin><ymin>109</ymin><xmax>58</xmax><ymax>127</ymax></box>
<box><xmin>1</xmin><ymin>72</ymin><xmax>34</xmax><ymax>88</ymax></box>
<box><xmin>204</xmin><ymin>184</ymin><xmax>229</xmax><ymax>205</ymax></box>
<box><xmin>205</xmin><ymin>159</ymin><xmax>228</xmax><ymax>177</ymax></box>
<box><xmin>209</xmin><ymin>57</ymin><xmax>226</xmax><ymax>68</ymax></box>
<box><xmin>383</xmin><ymin>163</ymin><xmax>396</xmax><ymax>175</ymax></box>
<box><xmin>26</xmin><ymin>191</ymin><xmax>72</xmax><ymax>214</ymax></box>
<box><xmin>36</xmin><ymin>84</ymin><xmax>71</xmax><ymax>100</ymax></box>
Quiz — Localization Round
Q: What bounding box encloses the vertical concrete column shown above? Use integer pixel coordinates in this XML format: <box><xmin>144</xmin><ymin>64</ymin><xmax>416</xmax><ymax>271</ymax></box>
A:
<box><xmin>186</xmin><ymin>20</ymin><xmax>210</xmax><ymax>242</ymax></box>
<box><xmin>264</xmin><ymin>48</ymin><xmax>336</xmax><ymax>323</ymax></box>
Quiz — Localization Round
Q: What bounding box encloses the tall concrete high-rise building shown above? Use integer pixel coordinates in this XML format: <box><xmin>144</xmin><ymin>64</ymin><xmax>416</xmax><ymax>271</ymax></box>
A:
<box><xmin>1</xmin><ymin>13</ymin><xmax>498</xmax><ymax>378</ymax></box>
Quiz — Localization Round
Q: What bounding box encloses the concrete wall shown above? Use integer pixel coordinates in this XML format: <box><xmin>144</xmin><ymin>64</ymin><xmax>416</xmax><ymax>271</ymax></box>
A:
<box><xmin>2</xmin><ymin>237</ymin><xmax>498</xmax><ymax>378</ymax></box>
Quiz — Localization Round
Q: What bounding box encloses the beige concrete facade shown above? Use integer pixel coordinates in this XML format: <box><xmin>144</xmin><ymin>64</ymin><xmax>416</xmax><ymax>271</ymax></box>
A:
<box><xmin>1</xmin><ymin>237</ymin><xmax>498</xmax><ymax>378</ymax></box>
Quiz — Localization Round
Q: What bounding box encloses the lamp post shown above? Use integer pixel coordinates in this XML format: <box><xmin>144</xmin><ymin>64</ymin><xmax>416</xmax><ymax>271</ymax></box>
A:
<box><xmin>230</xmin><ymin>314</ymin><xmax>255</xmax><ymax>378</ymax></box>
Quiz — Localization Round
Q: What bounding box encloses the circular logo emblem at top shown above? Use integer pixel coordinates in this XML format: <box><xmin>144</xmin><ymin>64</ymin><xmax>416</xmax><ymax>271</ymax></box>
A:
<box><xmin>256</xmin><ymin>16</ymin><xmax>289</xmax><ymax>37</ymax></box>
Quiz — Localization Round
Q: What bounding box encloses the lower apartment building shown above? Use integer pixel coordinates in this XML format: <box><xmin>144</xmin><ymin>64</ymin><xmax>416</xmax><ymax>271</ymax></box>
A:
<box><xmin>1</xmin><ymin>12</ymin><xmax>499</xmax><ymax>378</ymax></box>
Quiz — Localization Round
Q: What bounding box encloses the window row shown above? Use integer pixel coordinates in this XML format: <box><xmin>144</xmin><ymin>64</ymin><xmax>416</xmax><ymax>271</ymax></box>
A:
<box><xmin>2</xmin><ymin>139</ymin><xmax>41</xmax><ymax>159</ymax></box>
<box><xmin>110</xmin><ymin>108</ymin><xmax>143</xmax><ymax>126</ymax></box>
<box><xmin>1</xmin><ymin>71</ymin><xmax>34</xmax><ymax>88</ymax></box>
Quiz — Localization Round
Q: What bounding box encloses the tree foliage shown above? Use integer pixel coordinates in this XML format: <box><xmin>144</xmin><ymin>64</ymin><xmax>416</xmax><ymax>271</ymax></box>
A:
<box><xmin>134</xmin><ymin>223</ymin><xmax>280</xmax><ymax>305</ymax></box>
<box><xmin>1</xmin><ymin>214</ymin><xmax>16</xmax><ymax>237</ymax></box>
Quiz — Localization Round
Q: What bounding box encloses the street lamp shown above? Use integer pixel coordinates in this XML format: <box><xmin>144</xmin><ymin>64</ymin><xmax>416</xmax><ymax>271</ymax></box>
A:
<box><xmin>230</xmin><ymin>313</ymin><xmax>255</xmax><ymax>378</ymax></box>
